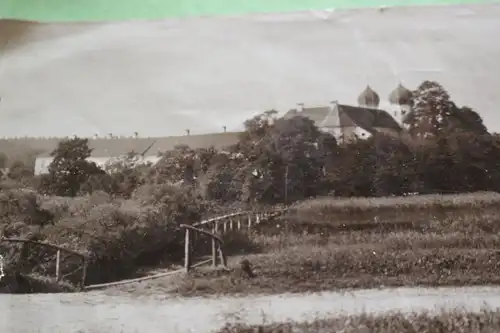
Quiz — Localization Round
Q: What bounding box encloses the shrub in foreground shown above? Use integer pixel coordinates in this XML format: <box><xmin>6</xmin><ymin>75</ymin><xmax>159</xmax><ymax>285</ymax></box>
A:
<box><xmin>0</xmin><ymin>188</ymin><xmax>53</xmax><ymax>228</ymax></box>
<box><xmin>1</xmin><ymin>185</ymin><xmax>207</xmax><ymax>285</ymax></box>
<box><xmin>0</xmin><ymin>269</ymin><xmax>75</xmax><ymax>294</ymax></box>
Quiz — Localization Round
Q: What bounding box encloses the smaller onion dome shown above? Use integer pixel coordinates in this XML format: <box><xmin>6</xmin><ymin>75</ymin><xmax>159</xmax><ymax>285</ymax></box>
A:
<box><xmin>357</xmin><ymin>85</ymin><xmax>380</xmax><ymax>108</ymax></box>
<box><xmin>388</xmin><ymin>83</ymin><xmax>413</xmax><ymax>105</ymax></box>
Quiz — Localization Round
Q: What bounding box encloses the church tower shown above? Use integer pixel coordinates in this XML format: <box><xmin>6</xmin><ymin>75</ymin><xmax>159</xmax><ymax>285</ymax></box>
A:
<box><xmin>388</xmin><ymin>83</ymin><xmax>413</xmax><ymax>125</ymax></box>
<box><xmin>357</xmin><ymin>85</ymin><xmax>380</xmax><ymax>109</ymax></box>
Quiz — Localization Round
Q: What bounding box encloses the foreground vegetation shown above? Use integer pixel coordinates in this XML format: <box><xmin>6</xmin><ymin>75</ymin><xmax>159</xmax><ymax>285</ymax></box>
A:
<box><xmin>2</xmin><ymin>80</ymin><xmax>500</xmax><ymax>293</ymax></box>
<box><xmin>104</xmin><ymin>192</ymin><xmax>500</xmax><ymax>296</ymax></box>
<box><xmin>217</xmin><ymin>309</ymin><xmax>500</xmax><ymax>333</ymax></box>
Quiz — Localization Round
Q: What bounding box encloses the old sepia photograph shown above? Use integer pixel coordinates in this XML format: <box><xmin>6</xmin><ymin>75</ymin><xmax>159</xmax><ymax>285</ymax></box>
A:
<box><xmin>1</xmin><ymin>0</ymin><xmax>500</xmax><ymax>332</ymax></box>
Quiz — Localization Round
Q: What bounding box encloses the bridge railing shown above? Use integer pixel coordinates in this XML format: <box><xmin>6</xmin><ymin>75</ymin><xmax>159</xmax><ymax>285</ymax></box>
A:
<box><xmin>0</xmin><ymin>236</ymin><xmax>88</xmax><ymax>290</ymax></box>
<box><xmin>183</xmin><ymin>208</ymin><xmax>288</xmax><ymax>272</ymax></box>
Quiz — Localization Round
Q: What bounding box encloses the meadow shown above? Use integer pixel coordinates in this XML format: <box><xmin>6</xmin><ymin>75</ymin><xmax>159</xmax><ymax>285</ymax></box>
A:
<box><xmin>149</xmin><ymin>191</ymin><xmax>500</xmax><ymax>296</ymax></box>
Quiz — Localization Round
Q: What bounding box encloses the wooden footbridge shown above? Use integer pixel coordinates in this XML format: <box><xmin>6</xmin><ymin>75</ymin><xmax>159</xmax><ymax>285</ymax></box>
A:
<box><xmin>0</xmin><ymin>208</ymin><xmax>287</xmax><ymax>291</ymax></box>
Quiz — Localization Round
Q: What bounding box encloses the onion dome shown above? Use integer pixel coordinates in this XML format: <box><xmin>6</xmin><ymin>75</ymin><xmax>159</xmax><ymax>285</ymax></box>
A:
<box><xmin>388</xmin><ymin>83</ymin><xmax>413</xmax><ymax>105</ymax></box>
<box><xmin>357</xmin><ymin>85</ymin><xmax>380</xmax><ymax>108</ymax></box>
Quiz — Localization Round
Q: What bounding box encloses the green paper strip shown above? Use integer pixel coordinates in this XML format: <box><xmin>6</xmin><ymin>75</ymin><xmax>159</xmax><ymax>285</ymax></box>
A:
<box><xmin>1</xmin><ymin>0</ymin><xmax>497</xmax><ymax>22</ymax></box>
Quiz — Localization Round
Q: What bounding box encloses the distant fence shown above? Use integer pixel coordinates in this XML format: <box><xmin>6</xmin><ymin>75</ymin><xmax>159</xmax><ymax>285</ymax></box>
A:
<box><xmin>0</xmin><ymin>236</ymin><xmax>88</xmax><ymax>290</ymax></box>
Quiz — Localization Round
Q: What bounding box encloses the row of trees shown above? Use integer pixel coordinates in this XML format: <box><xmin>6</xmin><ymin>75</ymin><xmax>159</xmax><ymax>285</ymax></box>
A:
<box><xmin>2</xmin><ymin>81</ymin><xmax>499</xmax><ymax>206</ymax></box>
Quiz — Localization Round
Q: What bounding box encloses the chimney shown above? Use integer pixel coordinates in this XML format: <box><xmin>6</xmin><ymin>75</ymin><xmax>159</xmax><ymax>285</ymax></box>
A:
<box><xmin>134</xmin><ymin>132</ymin><xmax>139</xmax><ymax>138</ymax></box>
<box><xmin>223</xmin><ymin>126</ymin><xmax>227</xmax><ymax>133</ymax></box>
<box><xmin>297</xmin><ymin>103</ymin><xmax>304</xmax><ymax>112</ymax></box>
<box><xmin>185</xmin><ymin>129</ymin><xmax>190</xmax><ymax>136</ymax></box>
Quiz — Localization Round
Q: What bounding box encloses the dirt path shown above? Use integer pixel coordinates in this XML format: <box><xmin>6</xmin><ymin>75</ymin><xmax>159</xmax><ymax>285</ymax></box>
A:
<box><xmin>2</xmin><ymin>286</ymin><xmax>500</xmax><ymax>333</ymax></box>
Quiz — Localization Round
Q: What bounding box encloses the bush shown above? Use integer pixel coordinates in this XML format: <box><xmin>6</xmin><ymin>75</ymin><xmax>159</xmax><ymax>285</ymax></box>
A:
<box><xmin>0</xmin><ymin>189</ymin><xmax>53</xmax><ymax>231</ymax></box>
<box><xmin>23</xmin><ymin>183</ymin><xmax>205</xmax><ymax>284</ymax></box>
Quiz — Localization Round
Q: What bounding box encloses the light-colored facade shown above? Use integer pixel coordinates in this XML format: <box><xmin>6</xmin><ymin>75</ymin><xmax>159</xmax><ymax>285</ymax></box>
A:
<box><xmin>25</xmin><ymin>132</ymin><xmax>240</xmax><ymax>175</ymax></box>
<box><xmin>34</xmin><ymin>155</ymin><xmax>163</xmax><ymax>175</ymax></box>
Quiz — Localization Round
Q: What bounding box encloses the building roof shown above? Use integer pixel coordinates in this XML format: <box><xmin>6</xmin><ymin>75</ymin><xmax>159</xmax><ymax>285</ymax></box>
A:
<box><xmin>285</xmin><ymin>105</ymin><xmax>357</xmax><ymax>127</ymax></box>
<box><xmin>148</xmin><ymin>132</ymin><xmax>240</xmax><ymax>156</ymax></box>
<box><xmin>283</xmin><ymin>103</ymin><xmax>402</xmax><ymax>135</ymax></box>
<box><xmin>285</xmin><ymin>106</ymin><xmax>327</xmax><ymax>122</ymax></box>
<box><xmin>0</xmin><ymin>132</ymin><xmax>241</xmax><ymax>159</ymax></box>
<box><xmin>339</xmin><ymin>105</ymin><xmax>402</xmax><ymax>134</ymax></box>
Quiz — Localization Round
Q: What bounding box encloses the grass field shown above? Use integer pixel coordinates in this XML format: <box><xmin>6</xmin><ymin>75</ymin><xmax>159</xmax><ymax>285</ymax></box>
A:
<box><xmin>290</xmin><ymin>191</ymin><xmax>500</xmax><ymax>225</ymax></box>
<box><xmin>216</xmin><ymin>308</ymin><xmax>500</xmax><ymax>333</ymax></box>
<box><xmin>142</xmin><ymin>192</ymin><xmax>500</xmax><ymax>296</ymax></box>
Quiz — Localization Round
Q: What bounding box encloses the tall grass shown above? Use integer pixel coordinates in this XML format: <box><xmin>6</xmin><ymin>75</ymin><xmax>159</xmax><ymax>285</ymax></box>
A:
<box><xmin>289</xmin><ymin>192</ymin><xmax>500</xmax><ymax>225</ymax></box>
<box><xmin>170</xmin><ymin>193</ymin><xmax>500</xmax><ymax>296</ymax></box>
<box><xmin>295</xmin><ymin>192</ymin><xmax>500</xmax><ymax>212</ymax></box>
<box><xmin>217</xmin><ymin>308</ymin><xmax>500</xmax><ymax>333</ymax></box>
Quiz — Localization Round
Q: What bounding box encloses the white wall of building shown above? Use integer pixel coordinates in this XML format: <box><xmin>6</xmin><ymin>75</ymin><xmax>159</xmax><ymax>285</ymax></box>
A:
<box><xmin>34</xmin><ymin>155</ymin><xmax>162</xmax><ymax>175</ymax></box>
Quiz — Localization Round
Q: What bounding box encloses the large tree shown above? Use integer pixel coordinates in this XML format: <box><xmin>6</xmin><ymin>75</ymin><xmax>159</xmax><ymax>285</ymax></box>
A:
<box><xmin>404</xmin><ymin>81</ymin><xmax>488</xmax><ymax>137</ymax></box>
<box><xmin>241</xmin><ymin>114</ymin><xmax>336</xmax><ymax>204</ymax></box>
<box><xmin>447</xmin><ymin>105</ymin><xmax>488</xmax><ymax>135</ymax></box>
<box><xmin>404</xmin><ymin>81</ymin><xmax>457</xmax><ymax>138</ymax></box>
<box><xmin>40</xmin><ymin>137</ymin><xmax>105</xmax><ymax>196</ymax></box>
<box><xmin>422</xmin><ymin>131</ymin><xmax>500</xmax><ymax>193</ymax></box>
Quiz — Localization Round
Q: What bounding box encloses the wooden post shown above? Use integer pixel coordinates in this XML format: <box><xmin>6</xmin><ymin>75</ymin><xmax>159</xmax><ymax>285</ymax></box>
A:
<box><xmin>211</xmin><ymin>223</ymin><xmax>218</xmax><ymax>268</ymax></box>
<box><xmin>248</xmin><ymin>215</ymin><xmax>252</xmax><ymax>231</ymax></box>
<box><xmin>237</xmin><ymin>218</ymin><xmax>241</xmax><ymax>231</ymax></box>
<box><xmin>230</xmin><ymin>219</ymin><xmax>234</xmax><ymax>231</ymax></box>
<box><xmin>184</xmin><ymin>228</ymin><xmax>191</xmax><ymax>273</ymax></box>
<box><xmin>80</xmin><ymin>258</ymin><xmax>88</xmax><ymax>290</ymax></box>
<box><xmin>218</xmin><ymin>243</ymin><xmax>228</xmax><ymax>268</ymax></box>
<box><xmin>223</xmin><ymin>221</ymin><xmax>228</xmax><ymax>233</ymax></box>
<box><xmin>256</xmin><ymin>213</ymin><xmax>261</xmax><ymax>225</ymax></box>
<box><xmin>55</xmin><ymin>249</ymin><xmax>61</xmax><ymax>282</ymax></box>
